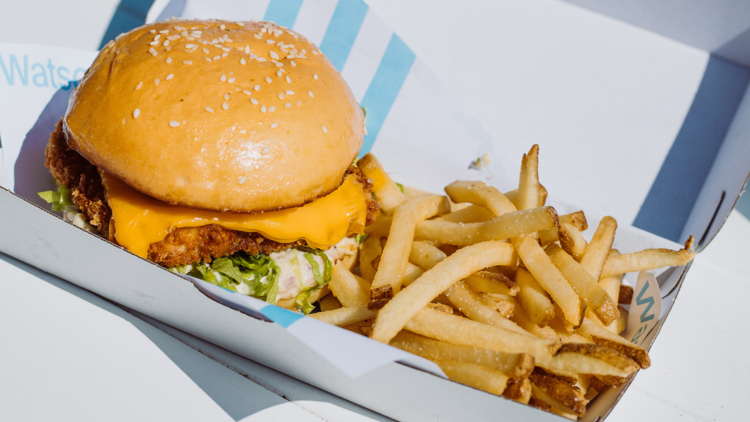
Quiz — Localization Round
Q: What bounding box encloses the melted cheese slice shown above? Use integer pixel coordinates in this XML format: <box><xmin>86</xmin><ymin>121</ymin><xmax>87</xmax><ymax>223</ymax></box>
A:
<box><xmin>100</xmin><ymin>172</ymin><xmax>368</xmax><ymax>258</ymax></box>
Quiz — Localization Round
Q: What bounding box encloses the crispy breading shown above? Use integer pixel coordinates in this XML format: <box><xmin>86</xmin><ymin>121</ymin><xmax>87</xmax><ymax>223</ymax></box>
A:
<box><xmin>44</xmin><ymin>119</ymin><xmax>380</xmax><ymax>266</ymax></box>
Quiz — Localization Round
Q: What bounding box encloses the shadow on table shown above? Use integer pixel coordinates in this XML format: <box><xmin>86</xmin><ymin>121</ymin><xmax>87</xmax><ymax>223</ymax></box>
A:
<box><xmin>0</xmin><ymin>251</ymin><xmax>393</xmax><ymax>422</ymax></box>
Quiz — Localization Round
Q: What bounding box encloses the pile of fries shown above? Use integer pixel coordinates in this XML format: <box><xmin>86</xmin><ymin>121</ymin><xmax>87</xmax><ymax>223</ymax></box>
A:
<box><xmin>310</xmin><ymin>146</ymin><xmax>695</xmax><ymax>419</ymax></box>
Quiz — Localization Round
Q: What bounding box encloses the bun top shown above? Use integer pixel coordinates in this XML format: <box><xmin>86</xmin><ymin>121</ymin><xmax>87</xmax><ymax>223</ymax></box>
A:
<box><xmin>65</xmin><ymin>19</ymin><xmax>364</xmax><ymax>213</ymax></box>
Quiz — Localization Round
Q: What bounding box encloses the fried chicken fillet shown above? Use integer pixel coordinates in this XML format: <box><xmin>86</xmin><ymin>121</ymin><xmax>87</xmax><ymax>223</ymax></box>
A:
<box><xmin>45</xmin><ymin>120</ymin><xmax>380</xmax><ymax>267</ymax></box>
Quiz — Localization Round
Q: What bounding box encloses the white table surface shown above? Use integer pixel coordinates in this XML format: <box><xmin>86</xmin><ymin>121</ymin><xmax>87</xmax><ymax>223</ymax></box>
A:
<box><xmin>1</xmin><ymin>1</ymin><xmax>749</xmax><ymax>421</ymax></box>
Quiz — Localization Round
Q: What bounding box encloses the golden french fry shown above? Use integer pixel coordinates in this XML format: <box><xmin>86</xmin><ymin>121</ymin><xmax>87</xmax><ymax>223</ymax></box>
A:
<box><xmin>601</xmin><ymin>247</ymin><xmax>696</xmax><ymax>277</ymax></box>
<box><xmin>586</xmin><ymin>250</ymin><xmax>625</xmax><ymax>332</ymax></box>
<box><xmin>444</xmin><ymin>180</ymin><xmax>517</xmax><ymax>217</ymax></box>
<box><xmin>537</xmin><ymin>343</ymin><xmax>638</xmax><ymax>377</ymax></box>
<box><xmin>330</xmin><ymin>263</ymin><xmax>370</xmax><ymax>307</ymax></box>
<box><xmin>359</xmin><ymin>234</ymin><xmax>382</xmax><ymax>282</ymax></box>
<box><xmin>529</xmin><ymin>369</ymin><xmax>587</xmax><ymax>417</ymax></box>
<box><xmin>309</xmin><ymin>305</ymin><xmax>377</xmax><ymax>326</ymax></box>
<box><xmin>318</xmin><ymin>291</ymin><xmax>342</xmax><ymax>311</ymax></box>
<box><xmin>518</xmin><ymin>145</ymin><xmax>542</xmax><ymax>210</ymax></box>
<box><xmin>546</xmin><ymin>244</ymin><xmax>618</xmax><ymax>326</ymax></box>
<box><xmin>577</xmin><ymin>318</ymin><xmax>651</xmax><ymax>369</ymax></box>
<box><xmin>401</xmin><ymin>184</ymin><xmax>432</xmax><ymax>200</ymax></box>
<box><xmin>390</xmin><ymin>331</ymin><xmax>534</xmax><ymax>378</ymax></box>
<box><xmin>539</xmin><ymin>211</ymin><xmax>589</xmax><ymax>246</ymax></box>
<box><xmin>514</xmin><ymin>236</ymin><xmax>583</xmax><ymax>326</ymax></box>
<box><xmin>370</xmin><ymin>195</ymin><xmax>451</xmax><ymax>308</ymax></box>
<box><xmin>619</xmin><ymin>284</ymin><xmax>634</xmax><ymax>304</ymax></box>
<box><xmin>444</xmin><ymin>281</ymin><xmax>530</xmax><ymax>335</ymax></box>
<box><xmin>503</xmin><ymin>378</ymin><xmax>532</xmax><ymax>404</ymax></box>
<box><xmin>372</xmin><ymin>241</ymin><xmax>517</xmax><ymax>344</ymax></box>
<box><xmin>510</xmin><ymin>305</ymin><xmax>560</xmax><ymax>341</ymax></box>
<box><xmin>357</xmin><ymin>153</ymin><xmax>405</xmax><ymax>214</ymax></box>
<box><xmin>614</xmin><ymin>306</ymin><xmax>628</xmax><ymax>334</ymax></box>
<box><xmin>504</xmin><ymin>188</ymin><xmax>548</xmax><ymax>211</ymax></box>
<box><xmin>465</xmin><ymin>271</ymin><xmax>520</xmax><ymax>296</ymax></box>
<box><xmin>515</xmin><ymin>266</ymin><xmax>555</xmax><ymax>327</ymax></box>
<box><xmin>404</xmin><ymin>308</ymin><xmax>561</xmax><ymax>359</ymax></box>
<box><xmin>480</xmin><ymin>293</ymin><xmax>515</xmax><ymax>318</ymax></box>
<box><xmin>409</xmin><ymin>241</ymin><xmax>447</xmax><ymax>270</ymax></box>
<box><xmin>558</xmin><ymin>223</ymin><xmax>588</xmax><ymax>261</ymax></box>
<box><xmin>437</xmin><ymin>204</ymin><xmax>495</xmax><ymax>223</ymax></box>
<box><xmin>549</xmin><ymin>303</ymin><xmax>576</xmax><ymax>335</ymax></box>
<box><xmin>400</xmin><ymin>262</ymin><xmax>425</xmax><ymax>288</ymax></box>
<box><xmin>437</xmin><ymin>361</ymin><xmax>510</xmax><ymax>396</ymax></box>
<box><xmin>579</xmin><ymin>216</ymin><xmax>617</xmax><ymax>281</ymax></box>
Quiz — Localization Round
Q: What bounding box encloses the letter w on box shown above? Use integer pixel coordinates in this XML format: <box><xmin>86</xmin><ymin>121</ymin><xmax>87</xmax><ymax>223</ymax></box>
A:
<box><xmin>622</xmin><ymin>272</ymin><xmax>662</xmax><ymax>347</ymax></box>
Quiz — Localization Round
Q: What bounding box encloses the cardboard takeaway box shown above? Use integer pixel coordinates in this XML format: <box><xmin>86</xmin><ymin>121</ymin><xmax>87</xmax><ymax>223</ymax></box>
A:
<box><xmin>2</xmin><ymin>0</ymin><xmax>750</xmax><ymax>420</ymax></box>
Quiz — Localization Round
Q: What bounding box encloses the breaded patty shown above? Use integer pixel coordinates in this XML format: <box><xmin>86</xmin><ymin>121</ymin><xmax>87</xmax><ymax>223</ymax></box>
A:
<box><xmin>45</xmin><ymin>119</ymin><xmax>380</xmax><ymax>266</ymax></box>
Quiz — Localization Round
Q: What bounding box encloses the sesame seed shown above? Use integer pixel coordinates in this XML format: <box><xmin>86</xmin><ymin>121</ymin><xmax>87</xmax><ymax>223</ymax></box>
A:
<box><xmin>150</xmin><ymin>30</ymin><xmax>156</xmax><ymax>33</ymax></box>
<box><xmin>254</xmin><ymin>85</ymin><xmax>260</xmax><ymax>91</ymax></box>
<box><xmin>308</xmin><ymin>91</ymin><xmax>314</xmax><ymax>98</ymax></box>
<box><xmin>270</xmin><ymin>51</ymin><xmax>279</xmax><ymax>60</ymax></box>
<box><xmin>166</xmin><ymin>57</ymin><xmax>172</xmax><ymax>64</ymax></box>
<box><xmin>222</xmin><ymin>101</ymin><xmax>229</xmax><ymax>110</ymax></box>
<box><xmin>251</xmin><ymin>98</ymin><xmax>258</xmax><ymax>105</ymax></box>
<box><xmin>170</xmin><ymin>121</ymin><xmax>180</xmax><ymax>127</ymax></box>
<box><xmin>297</xmin><ymin>100</ymin><xmax>302</xmax><ymax>105</ymax></box>
<box><xmin>174</xmin><ymin>26</ymin><xmax>185</xmax><ymax>31</ymax></box>
<box><xmin>270</xmin><ymin>123</ymin><xmax>278</xmax><ymax>128</ymax></box>
<box><xmin>286</xmin><ymin>90</ymin><xmax>294</xmax><ymax>95</ymax></box>
<box><xmin>160</xmin><ymin>30</ymin><xmax>169</xmax><ymax>34</ymax></box>
<box><xmin>238</xmin><ymin>22</ymin><xmax>245</xmax><ymax>26</ymax></box>
<box><xmin>154</xmin><ymin>79</ymin><xmax>160</xmax><ymax>85</ymax></box>
<box><xmin>221</xmin><ymin>74</ymin><xmax>226</xmax><ymax>81</ymax></box>
<box><xmin>240</xmin><ymin>58</ymin><xmax>246</xmax><ymax>65</ymax></box>
<box><xmin>228</xmin><ymin>77</ymin><xmax>235</xmax><ymax>83</ymax></box>
<box><xmin>313</xmin><ymin>74</ymin><xmax>318</xmax><ymax>80</ymax></box>
<box><xmin>254</xmin><ymin>34</ymin><xmax>262</xmax><ymax>39</ymax></box>
<box><xmin>285</xmin><ymin>76</ymin><xmax>291</xmax><ymax>83</ymax></box>
<box><xmin>239</xmin><ymin>176</ymin><xmax>246</xmax><ymax>184</ymax></box>
<box><xmin>313</xmin><ymin>50</ymin><xmax>319</xmax><ymax>55</ymax></box>
<box><xmin>213</xmin><ymin>55</ymin><xmax>220</xmax><ymax>60</ymax></box>
<box><xmin>285</xmin><ymin>102</ymin><xmax>291</xmax><ymax>108</ymax></box>
<box><xmin>135</xmin><ymin>81</ymin><xmax>142</xmax><ymax>89</ymax></box>
<box><xmin>242</xmin><ymin>90</ymin><xmax>252</xmax><ymax>95</ymax></box>
<box><xmin>220</xmin><ymin>24</ymin><xmax>226</xmax><ymax>30</ymax></box>
<box><xmin>205</xmin><ymin>57</ymin><xmax>211</xmax><ymax>61</ymax></box>
<box><xmin>262</xmin><ymin>147</ymin><xmax>270</xmax><ymax>154</ymax></box>
<box><xmin>224</xmin><ymin>93</ymin><xmax>230</xmax><ymax>100</ymax></box>
<box><xmin>222</xmin><ymin>47</ymin><xmax>230</xmax><ymax>52</ymax></box>
<box><xmin>222</xmin><ymin>52</ymin><xmax>228</xmax><ymax>57</ymax></box>
<box><xmin>269</xmin><ymin>106</ymin><xmax>276</xmax><ymax>112</ymax></box>
<box><xmin>155</xmin><ymin>34</ymin><xmax>161</xmax><ymax>40</ymax></box>
<box><xmin>278</xmin><ymin>93</ymin><xmax>284</xmax><ymax>100</ymax></box>
<box><xmin>186</xmin><ymin>44</ymin><xmax>194</xmax><ymax>48</ymax></box>
<box><xmin>277</xmin><ymin>70</ymin><xmax>283</xmax><ymax>77</ymax></box>
<box><xmin>183</xmin><ymin>60</ymin><xmax>192</xmax><ymax>64</ymax></box>
<box><xmin>267</xmin><ymin>40</ymin><xmax>275</xmax><ymax>44</ymax></box>
<box><xmin>150</xmin><ymin>40</ymin><xmax>159</xmax><ymax>46</ymax></box>
<box><xmin>166</xmin><ymin>46</ymin><xmax>171</xmax><ymax>51</ymax></box>
<box><xmin>203</xmin><ymin>48</ymin><xmax>209</xmax><ymax>54</ymax></box>
<box><xmin>275</xmin><ymin>61</ymin><xmax>283</xmax><ymax>67</ymax></box>
<box><xmin>291</xmin><ymin>60</ymin><xmax>296</xmax><ymax>66</ymax></box>
<box><xmin>206</xmin><ymin>107</ymin><xmax>213</xmax><ymax>112</ymax></box>
<box><xmin>166</xmin><ymin>74</ymin><xmax>174</xmax><ymax>80</ymax></box>
<box><xmin>322</xmin><ymin>125</ymin><xmax>327</xmax><ymax>133</ymax></box>
<box><xmin>261</xmin><ymin>105</ymin><xmax>267</xmax><ymax>113</ymax></box>
<box><xmin>163</xmin><ymin>40</ymin><xmax>170</xmax><ymax>46</ymax></box>
<box><xmin>149</xmin><ymin>48</ymin><xmax>157</xmax><ymax>56</ymax></box>
<box><xmin>262</xmin><ymin>76</ymin><xmax>270</xmax><ymax>84</ymax></box>
<box><xmin>134</xmin><ymin>109</ymin><xmax>140</xmax><ymax>118</ymax></box>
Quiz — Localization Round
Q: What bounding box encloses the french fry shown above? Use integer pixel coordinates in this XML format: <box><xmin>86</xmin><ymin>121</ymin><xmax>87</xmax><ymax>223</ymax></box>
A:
<box><xmin>549</xmin><ymin>303</ymin><xmax>576</xmax><ymax>334</ymax></box>
<box><xmin>539</xmin><ymin>211</ymin><xmax>589</xmax><ymax>246</ymax></box>
<box><xmin>577</xmin><ymin>318</ymin><xmax>651</xmax><ymax>369</ymax></box>
<box><xmin>359</xmin><ymin>234</ymin><xmax>382</xmax><ymax>282</ymax></box>
<box><xmin>518</xmin><ymin>145</ymin><xmax>542</xmax><ymax>210</ymax></box>
<box><xmin>503</xmin><ymin>378</ymin><xmax>532</xmax><ymax>403</ymax></box>
<box><xmin>588</xmin><ymin>250</ymin><xmax>626</xmax><ymax>332</ymax></box>
<box><xmin>309</xmin><ymin>305</ymin><xmax>377</xmax><ymax>326</ymax></box>
<box><xmin>401</xmin><ymin>262</ymin><xmax>425</xmax><ymax>287</ymax></box>
<box><xmin>401</xmin><ymin>184</ymin><xmax>432</xmax><ymax>200</ymax></box>
<box><xmin>409</xmin><ymin>241</ymin><xmax>447</xmax><ymax>270</ymax></box>
<box><xmin>404</xmin><ymin>308</ymin><xmax>561</xmax><ymax>359</ymax></box>
<box><xmin>601</xmin><ymin>246</ymin><xmax>696</xmax><ymax>277</ymax></box>
<box><xmin>318</xmin><ymin>291</ymin><xmax>343</xmax><ymax>311</ymax></box>
<box><xmin>546</xmin><ymin>244</ymin><xmax>618</xmax><ymax>326</ymax></box>
<box><xmin>437</xmin><ymin>361</ymin><xmax>510</xmax><ymax>396</ymax></box>
<box><xmin>330</xmin><ymin>263</ymin><xmax>370</xmax><ymax>307</ymax></box>
<box><xmin>619</xmin><ymin>284</ymin><xmax>634</xmax><ymax>304</ymax></box>
<box><xmin>444</xmin><ymin>282</ymin><xmax>530</xmax><ymax>335</ymax></box>
<box><xmin>515</xmin><ymin>267</ymin><xmax>555</xmax><ymax>327</ymax></box>
<box><xmin>614</xmin><ymin>306</ymin><xmax>628</xmax><ymax>334</ymax></box>
<box><xmin>444</xmin><ymin>180</ymin><xmax>517</xmax><ymax>217</ymax></box>
<box><xmin>370</xmin><ymin>195</ymin><xmax>451</xmax><ymax>308</ymax></box>
<box><xmin>479</xmin><ymin>293</ymin><xmax>515</xmax><ymax>318</ymax></box>
<box><xmin>427</xmin><ymin>303</ymin><xmax>454</xmax><ymax>314</ymax></box>
<box><xmin>529</xmin><ymin>369</ymin><xmax>587</xmax><ymax>417</ymax></box>
<box><xmin>579</xmin><ymin>216</ymin><xmax>617</xmax><ymax>281</ymax></box>
<box><xmin>514</xmin><ymin>236</ymin><xmax>583</xmax><ymax>326</ymax></box>
<box><xmin>437</xmin><ymin>204</ymin><xmax>495</xmax><ymax>223</ymax></box>
<box><xmin>504</xmin><ymin>188</ymin><xmax>548</xmax><ymax>211</ymax></box>
<box><xmin>510</xmin><ymin>305</ymin><xmax>560</xmax><ymax>341</ymax></box>
<box><xmin>357</xmin><ymin>153</ymin><xmax>406</xmax><ymax>214</ymax></box>
<box><xmin>465</xmin><ymin>271</ymin><xmax>520</xmax><ymax>296</ymax></box>
<box><xmin>390</xmin><ymin>331</ymin><xmax>534</xmax><ymax>378</ymax></box>
<box><xmin>537</xmin><ymin>343</ymin><xmax>638</xmax><ymax>377</ymax></box>
<box><xmin>372</xmin><ymin>241</ymin><xmax>517</xmax><ymax>344</ymax></box>
<box><xmin>558</xmin><ymin>223</ymin><xmax>588</xmax><ymax>261</ymax></box>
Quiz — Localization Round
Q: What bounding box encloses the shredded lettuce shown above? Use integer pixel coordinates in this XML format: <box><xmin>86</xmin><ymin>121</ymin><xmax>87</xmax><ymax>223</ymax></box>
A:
<box><xmin>295</xmin><ymin>289</ymin><xmax>316</xmax><ymax>315</ymax></box>
<box><xmin>355</xmin><ymin>233</ymin><xmax>368</xmax><ymax>244</ymax></box>
<box><xmin>38</xmin><ymin>179</ymin><xmax>73</xmax><ymax>212</ymax></box>
<box><xmin>396</xmin><ymin>182</ymin><xmax>404</xmax><ymax>193</ymax></box>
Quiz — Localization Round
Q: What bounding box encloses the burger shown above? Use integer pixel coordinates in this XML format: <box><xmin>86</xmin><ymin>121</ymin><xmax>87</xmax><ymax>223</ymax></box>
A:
<box><xmin>39</xmin><ymin>19</ymin><xmax>380</xmax><ymax>313</ymax></box>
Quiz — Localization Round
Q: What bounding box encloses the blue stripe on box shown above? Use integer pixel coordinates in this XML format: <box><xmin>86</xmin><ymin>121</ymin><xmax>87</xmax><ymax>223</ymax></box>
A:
<box><xmin>261</xmin><ymin>304</ymin><xmax>304</xmax><ymax>328</ymax></box>
<box><xmin>263</xmin><ymin>0</ymin><xmax>304</xmax><ymax>28</ymax></box>
<box><xmin>633</xmin><ymin>55</ymin><xmax>750</xmax><ymax>242</ymax></box>
<box><xmin>359</xmin><ymin>34</ymin><xmax>416</xmax><ymax>155</ymax></box>
<box><xmin>319</xmin><ymin>0</ymin><xmax>370</xmax><ymax>71</ymax></box>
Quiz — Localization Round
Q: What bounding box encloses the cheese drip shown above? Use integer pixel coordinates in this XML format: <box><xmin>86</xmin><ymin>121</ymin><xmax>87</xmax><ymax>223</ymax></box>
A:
<box><xmin>100</xmin><ymin>172</ymin><xmax>368</xmax><ymax>258</ymax></box>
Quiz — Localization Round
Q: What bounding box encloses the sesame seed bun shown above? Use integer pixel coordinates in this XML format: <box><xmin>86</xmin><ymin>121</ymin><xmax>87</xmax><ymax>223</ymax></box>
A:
<box><xmin>64</xmin><ymin>19</ymin><xmax>364</xmax><ymax>213</ymax></box>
